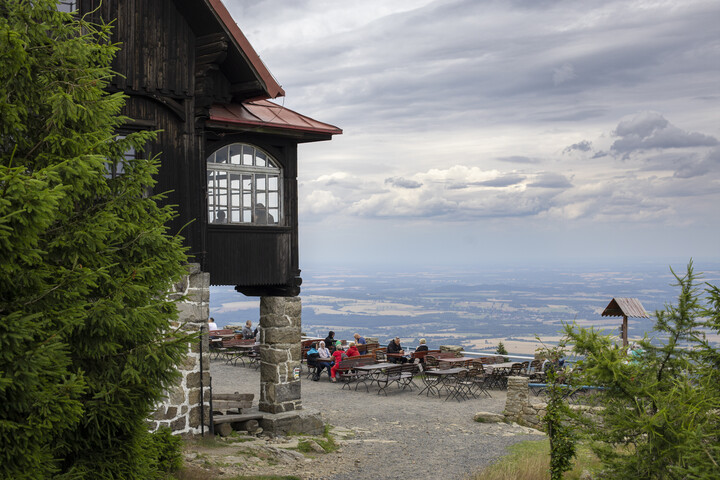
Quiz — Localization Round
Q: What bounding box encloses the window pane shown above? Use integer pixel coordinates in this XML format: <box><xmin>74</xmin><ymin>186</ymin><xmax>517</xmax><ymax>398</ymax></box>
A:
<box><xmin>216</xmin><ymin>147</ymin><xmax>228</xmax><ymax>164</ymax></box>
<box><xmin>229</xmin><ymin>144</ymin><xmax>243</xmax><ymax>164</ymax></box>
<box><xmin>212</xmin><ymin>209</ymin><xmax>227</xmax><ymax>224</ymax></box>
<box><xmin>242</xmin><ymin>145</ymin><xmax>254</xmax><ymax>165</ymax></box>
<box><xmin>207</xmin><ymin>143</ymin><xmax>283</xmax><ymax>226</ymax></box>
<box><xmin>256</xmin><ymin>150</ymin><xmax>267</xmax><ymax>167</ymax></box>
<box><xmin>230</xmin><ymin>173</ymin><xmax>241</xmax><ymax>191</ymax></box>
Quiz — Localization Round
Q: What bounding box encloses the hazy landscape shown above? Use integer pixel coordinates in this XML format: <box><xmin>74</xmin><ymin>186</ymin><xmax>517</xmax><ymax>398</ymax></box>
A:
<box><xmin>210</xmin><ymin>260</ymin><xmax>720</xmax><ymax>355</ymax></box>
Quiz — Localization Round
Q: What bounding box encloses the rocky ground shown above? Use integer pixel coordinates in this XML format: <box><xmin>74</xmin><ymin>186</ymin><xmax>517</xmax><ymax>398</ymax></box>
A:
<box><xmin>181</xmin><ymin>359</ymin><xmax>546</xmax><ymax>480</ymax></box>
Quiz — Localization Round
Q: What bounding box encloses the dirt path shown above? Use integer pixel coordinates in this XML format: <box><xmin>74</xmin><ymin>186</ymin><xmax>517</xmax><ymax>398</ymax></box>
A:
<box><xmin>183</xmin><ymin>360</ymin><xmax>545</xmax><ymax>480</ymax></box>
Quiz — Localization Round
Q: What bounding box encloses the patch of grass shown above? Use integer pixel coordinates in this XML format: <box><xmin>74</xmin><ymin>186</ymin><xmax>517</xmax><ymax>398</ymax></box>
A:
<box><xmin>471</xmin><ymin>439</ymin><xmax>602</xmax><ymax>480</ymax></box>
<box><xmin>289</xmin><ymin>424</ymin><xmax>340</xmax><ymax>454</ymax></box>
<box><xmin>185</xmin><ymin>436</ymin><xmax>227</xmax><ymax>449</ymax></box>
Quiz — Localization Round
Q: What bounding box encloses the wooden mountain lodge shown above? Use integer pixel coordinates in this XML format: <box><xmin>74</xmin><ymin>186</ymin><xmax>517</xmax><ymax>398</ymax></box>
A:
<box><xmin>70</xmin><ymin>0</ymin><xmax>341</xmax><ymax>296</ymax></box>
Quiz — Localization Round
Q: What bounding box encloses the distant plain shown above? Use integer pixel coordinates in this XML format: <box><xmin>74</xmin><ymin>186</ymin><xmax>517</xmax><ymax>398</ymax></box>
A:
<box><xmin>210</xmin><ymin>261</ymin><xmax>720</xmax><ymax>355</ymax></box>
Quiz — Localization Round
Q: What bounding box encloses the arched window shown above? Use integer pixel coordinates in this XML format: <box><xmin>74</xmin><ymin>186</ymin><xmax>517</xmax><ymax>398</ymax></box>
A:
<box><xmin>207</xmin><ymin>143</ymin><xmax>281</xmax><ymax>225</ymax></box>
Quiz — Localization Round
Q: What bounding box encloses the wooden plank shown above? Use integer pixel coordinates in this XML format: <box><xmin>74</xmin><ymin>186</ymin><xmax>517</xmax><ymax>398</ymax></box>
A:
<box><xmin>212</xmin><ymin>400</ymin><xmax>252</xmax><ymax>410</ymax></box>
<box><xmin>212</xmin><ymin>393</ymin><xmax>254</xmax><ymax>401</ymax></box>
<box><xmin>213</xmin><ymin>413</ymin><xmax>264</xmax><ymax>425</ymax></box>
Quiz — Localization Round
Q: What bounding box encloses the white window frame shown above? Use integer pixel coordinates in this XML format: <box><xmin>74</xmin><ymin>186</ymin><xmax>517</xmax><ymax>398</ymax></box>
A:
<box><xmin>207</xmin><ymin>143</ymin><xmax>282</xmax><ymax>226</ymax></box>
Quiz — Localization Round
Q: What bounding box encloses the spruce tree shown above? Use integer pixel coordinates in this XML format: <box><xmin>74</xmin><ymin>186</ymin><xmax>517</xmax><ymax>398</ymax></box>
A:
<box><xmin>1</xmin><ymin>1</ymin><xmax>189</xmax><ymax>478</ymax></box>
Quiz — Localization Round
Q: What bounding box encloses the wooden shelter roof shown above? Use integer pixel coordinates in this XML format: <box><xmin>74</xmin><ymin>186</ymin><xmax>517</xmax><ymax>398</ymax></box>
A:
<box><xmin>601</xmin><ymin>297</ymin><xmax>649</xmax><ymax>318</ymax></box>
<box><xmin>208</xmin><ymin>100</ymin><xmax>342</xmax><ymax>141</ymax></box>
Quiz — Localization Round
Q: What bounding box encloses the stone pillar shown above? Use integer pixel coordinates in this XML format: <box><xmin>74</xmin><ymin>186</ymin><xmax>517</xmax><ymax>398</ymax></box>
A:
<box><xmin>504</xmin><ymin>376</ymin><xmax>529</xmax><ymax>419</ymax></box>
<box><xmin>258</xmin><ymin>296</ymin><xmax>302</xmax><ymax>414</ymax></box>
<box><xmin>149</xmin><ymin>263</ymin><xmax>210</xmax><ymax>435</ymax></box>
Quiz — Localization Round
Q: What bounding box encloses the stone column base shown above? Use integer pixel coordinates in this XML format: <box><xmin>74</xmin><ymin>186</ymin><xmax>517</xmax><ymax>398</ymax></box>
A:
<box><xmin>259</xmin><ymin>296</ymin><xmax>302</xmax><ymax>414</ymax></box>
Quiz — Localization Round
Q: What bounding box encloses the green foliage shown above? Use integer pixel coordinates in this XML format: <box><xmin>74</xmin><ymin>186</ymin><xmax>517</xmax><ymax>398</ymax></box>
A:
<box><xmin>0</xmin><ymin>1</ymin><xmax>189</xmax><ymax>478</ymax></box>
<box><xmin>537</xmin><ymin>340</ymin><xmax>577</xmax><ymax>480</ymax></box>
<box><xmin>564</xmin><ymin>261</ymin><xmax>720</xmax><ymax>479</ymax></box>
<box><xmin>496</xmin><ymin>341</ymin><xmax>509</xmax><ymax>356</ymax></box>
<box><xmin>143</xmin><ymin>427</ymin><xmax>183</xmax><ymax>476</ymax></box>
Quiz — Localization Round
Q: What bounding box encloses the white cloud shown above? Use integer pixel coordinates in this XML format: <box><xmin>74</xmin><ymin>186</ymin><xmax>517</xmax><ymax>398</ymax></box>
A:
<box><xmin>303</xmin><ymin>189</ymin><xmax>342</xmax><ymax>215</ymax></box>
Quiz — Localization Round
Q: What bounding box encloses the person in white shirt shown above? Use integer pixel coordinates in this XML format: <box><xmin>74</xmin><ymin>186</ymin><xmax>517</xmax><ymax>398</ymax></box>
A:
<box><xmin>208</xmin><ymin>317</ymin><xmax>218</xmax><ymax>331</ymax></box>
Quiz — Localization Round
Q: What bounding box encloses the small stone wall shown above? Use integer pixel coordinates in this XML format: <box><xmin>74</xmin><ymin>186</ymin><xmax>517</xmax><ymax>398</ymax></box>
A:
<box><xmin>504</xmin><ymin>376</ymin><xmax>546</xmax><ymax>430</ymax></box>
<box><xmin>259</xmin><ymin>296</ymin><xmax>302</xmax><ymax>414</ymax></box>
<box><xmin>439</xmin><ymin>345</ymin><xmax>465</xmax><ymax>356</ymax></box>
<box><xmin>149</xmin><ymin>263</ymin><xmax>211</xmax><ymax>435</ymax></box>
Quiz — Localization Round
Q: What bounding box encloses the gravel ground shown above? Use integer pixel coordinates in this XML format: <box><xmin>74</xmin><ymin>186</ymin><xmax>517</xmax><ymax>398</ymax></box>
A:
<box><xmin>204</xmin><ymin>359</ymin><xmax>545</xmax><ymax>480</ymax></box>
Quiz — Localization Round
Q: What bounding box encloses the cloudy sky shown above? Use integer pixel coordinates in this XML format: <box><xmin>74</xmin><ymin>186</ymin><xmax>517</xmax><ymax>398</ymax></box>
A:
<box><xmin>226</xmin><ymin>0</ymin><xmax>720</xmax><ymax>270</ymax></box>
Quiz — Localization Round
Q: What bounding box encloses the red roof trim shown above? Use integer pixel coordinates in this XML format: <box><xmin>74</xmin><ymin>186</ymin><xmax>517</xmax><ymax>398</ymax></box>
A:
<box><xmin>209</xmin><ymin>100</ymin><xmax>343</xmax><ymax>136</ymax></box>
<box><xmin>206</xmin><ymin>0</ymin><xmax>285</xmax><ymax>99</ymax></box>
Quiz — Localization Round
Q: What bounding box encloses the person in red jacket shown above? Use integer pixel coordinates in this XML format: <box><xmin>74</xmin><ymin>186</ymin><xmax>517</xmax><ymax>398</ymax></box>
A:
<box><xmin>330</xmin><ymin>341</ymin><xmax>346</xmax><ymax>382</ymax></box>
<box><xmin>346</xmin><ymin>342</ymin><xmax>360</xmax><ymax>357</ymax></box>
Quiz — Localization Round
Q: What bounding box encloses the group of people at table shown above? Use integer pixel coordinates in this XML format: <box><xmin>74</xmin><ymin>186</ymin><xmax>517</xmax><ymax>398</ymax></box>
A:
<box><xmin>306</xmin><ymin>331</ymin><xmax>430</xmax><ymax>382</ymax></box>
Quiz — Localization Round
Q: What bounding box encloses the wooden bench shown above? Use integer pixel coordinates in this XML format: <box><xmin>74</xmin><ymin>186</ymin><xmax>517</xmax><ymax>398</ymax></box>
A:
<box><xmin>211</xmin><ymin>393</ymin><xmax>263</xmax><ymax>436</ymax></box>
<box><xmin>335</xmin><ymin>355</ymin><xmax>375</xmax><ymax>389</ymax></box>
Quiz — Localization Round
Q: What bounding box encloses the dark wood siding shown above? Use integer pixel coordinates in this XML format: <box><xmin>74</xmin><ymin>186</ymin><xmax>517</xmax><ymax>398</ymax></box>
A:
<box><xmin>206</xmin><ymin>227</ymin><xmax>294</xmax><ymax>286</ymax></box>
<box><xmin>81</xmin><ymin>0</ymin><xmax>194</xmax><ymax>97</ymax></box>
<box><xmin>79</xmin><ymin>0</ymin><xmax>305</xmax><ymax>294</ymax></box>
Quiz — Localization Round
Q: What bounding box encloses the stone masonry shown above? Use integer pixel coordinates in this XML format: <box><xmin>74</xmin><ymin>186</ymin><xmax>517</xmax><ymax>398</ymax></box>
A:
<box><xmin>258</xmin><ymin>296</ymin><xmax>302</xmax><ymax>414</ymax></box>
<box><xmin>504</xmin><ymin>375</ymin><xmax>546</xmax><ymax>430</ymax></box>
<box><xmin>149</xmin><ymin>263</ymin><xmax>211</xmax><ymax>435</ymax></box>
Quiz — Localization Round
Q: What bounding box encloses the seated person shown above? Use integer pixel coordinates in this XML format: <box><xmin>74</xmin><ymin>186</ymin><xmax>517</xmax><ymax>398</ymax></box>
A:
<box><xmin>353</xmin><ymin>333</ymin><xmax>366</xmax><ymax>345</ymax></box>
<box><xmin>241</xmin><ymin>320</ymin><xmax>257</xmax><ymax>340</ymax></box>
<box><xmin>306</xmin><ymin>343</ymin><xmax>331</xmax><ymax>381</ymax></box>
<box><xmin>324</xmin><ymin>331</ymin><xmax>336</xmax><ymax>353</ymax></box>
<box><xmin>346</xmin><ymin>342</ymin><xmax>360</xmax><ymax>357</ymax></box>
<box><xmin>387</xmin><ymin>337</ymin><xmax>408</xmax><ymax>363</ymax></box>
<box><xmin>415</xmin><ymin>338</ymin><xmax>429</xmax><ymax>352</ymax></box>
<box><xmin>330</xmin><ymin>341</ymin><xmax>347</xmax><ymax>382</ymax></box>
<box><xmin>207</xmin><ymin>317</ymin><xmax>218</xmax><ymax>331</ymax></box>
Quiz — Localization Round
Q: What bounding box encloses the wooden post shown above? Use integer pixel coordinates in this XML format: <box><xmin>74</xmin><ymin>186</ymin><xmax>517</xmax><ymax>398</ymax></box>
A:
<box><xmin>622</xmin><ymin>315</ymin><xmax>628</xmax><ymax>347</ymax></box>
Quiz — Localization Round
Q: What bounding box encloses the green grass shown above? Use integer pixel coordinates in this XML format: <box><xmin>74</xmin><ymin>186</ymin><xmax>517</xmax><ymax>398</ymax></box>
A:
<box><xmin>471</xmin><ymin>439</ymin><xmax>602</xmax><ymax>480</ymax></box>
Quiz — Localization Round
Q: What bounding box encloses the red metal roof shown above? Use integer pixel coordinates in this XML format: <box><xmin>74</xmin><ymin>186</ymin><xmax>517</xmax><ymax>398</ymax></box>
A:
<box><xmin>209</xmin><ymin>100</ymin><xmax>343</xmax><ymax>136</ymax></box>
<box><xmin>601</xmin><ymin>298</ymin><xmax>649</xmax><ymax>318</ymax></box>
<box><xmin>207</xmin><ymin>0</ymin><xmax>285</xmax><ymax>99</ymax></box>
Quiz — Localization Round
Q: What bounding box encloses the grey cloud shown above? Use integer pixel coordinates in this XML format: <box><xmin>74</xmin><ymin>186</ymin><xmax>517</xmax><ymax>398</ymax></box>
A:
<box><xmin>673</xmin><ymin>147</ymin><xmax>720</xmax><ymax>179</ymax></box>
<box><xmin>563</xmin><ymin>140</ymin><xmax>592</xmax><ymax>154</ymax></box>
<box><xmin>497</xmin><ymin>156</ymin><xmax>539</xmax><ymax>164</ymax></box>
<box><xmin>528</xmin><ymin>173</ymin><xmax>572</xmax><ymax>189</ymax></box>
<box><xmin>385</xmin><ymin>176</ymin><xmax>423</xmax><ymax>189</ymax></box>
<box><xmin>610</xmin><ymin>112</ymin><xmax>718</xmax><ymax>154</ymax></box>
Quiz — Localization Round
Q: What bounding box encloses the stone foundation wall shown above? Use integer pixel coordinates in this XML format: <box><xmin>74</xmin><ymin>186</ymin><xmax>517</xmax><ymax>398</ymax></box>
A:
<box><xmin>259</xmin><ymin>296</ymin><xmax>302</xmax><ymax>414</ymax></box>
<box><xmin>504</xmin><ymin>376</ymin><xmax>546</xmax><ymax>430</ymax></box>
<box><xmin>149</xmin><ymin>263</ymin><xmax>211</xmax><ymax>435</ymax></box>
